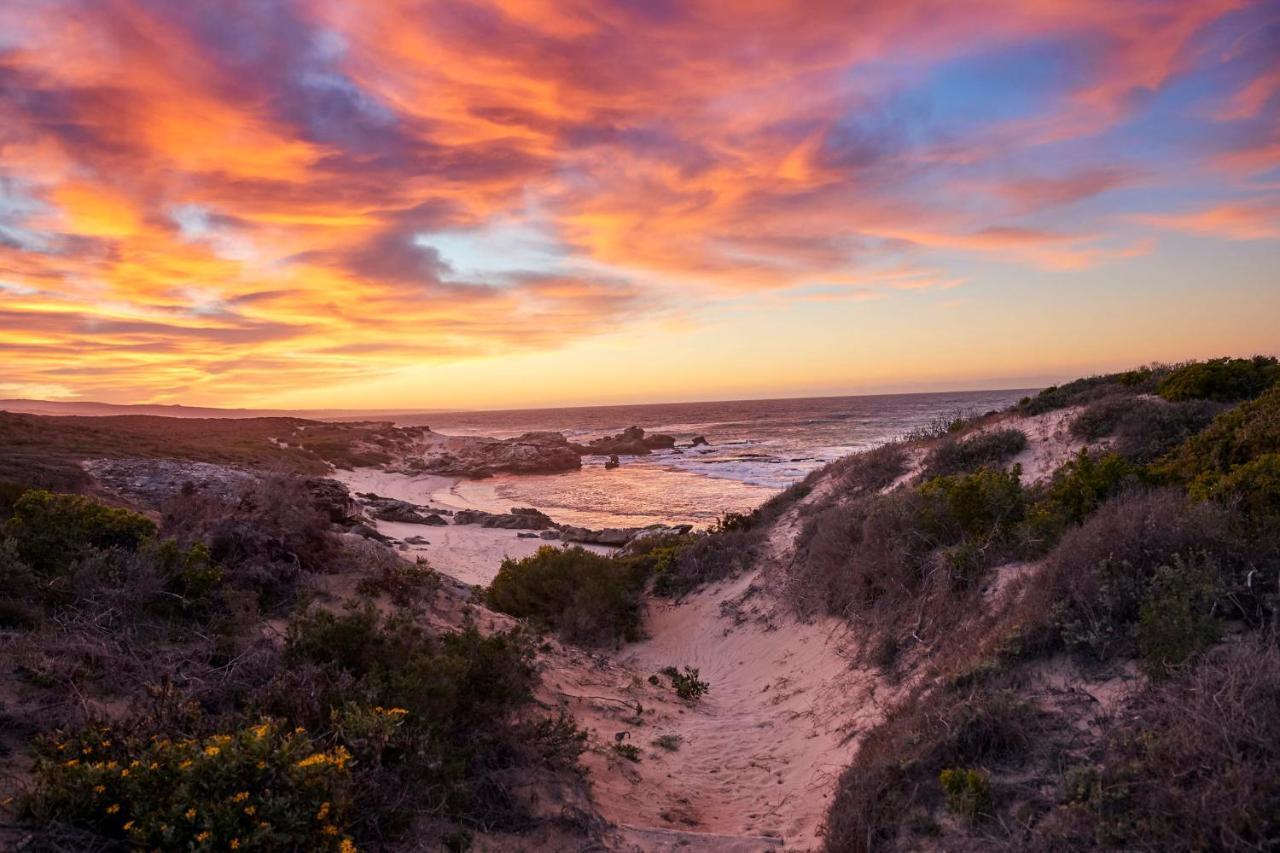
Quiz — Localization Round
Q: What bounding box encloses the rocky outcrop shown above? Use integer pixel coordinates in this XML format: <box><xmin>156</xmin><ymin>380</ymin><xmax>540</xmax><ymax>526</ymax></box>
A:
<box><xmin>691</xmin><ymin>435</ymin><xmax>709</xmax><ymax>447</ymax></box>
<box><xmin>416</xmin><ymin>432</ymin><xmax>582</xmax><ymax>478</ymax></box>
<box><xmin>362</xmin><ymin>496</ymin><xmax>447</xmax><ymax>525</ymax></box>
<box><xmin>574</xmin><ymin>426</ymin><xmax>676</xmax><ymax>457</ymax></box>
<box><xmin>559</xmin><ymin>523</ymin><xmax>693</xmax><ymax>547</ymax></box>
<box><xmin>303</xmin><ymin>477</ymin><xmax>360</xmax><ymax>523</ymax></box>
<box><xmin>453</xmin><ymin>507</ymin><xmax>557</xmax><ymax>530</ymax></box>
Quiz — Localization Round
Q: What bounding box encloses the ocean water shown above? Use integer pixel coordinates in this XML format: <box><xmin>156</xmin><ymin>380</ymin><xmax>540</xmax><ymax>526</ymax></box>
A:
<box><xmin>398</xmin><ymin>390</ymin><xmax>1031</xmax><ymax>529</ymax></box>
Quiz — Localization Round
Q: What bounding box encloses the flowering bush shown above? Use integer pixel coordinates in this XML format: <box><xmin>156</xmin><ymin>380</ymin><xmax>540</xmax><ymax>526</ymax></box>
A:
<box><xmin>24</xmin><ymin>719</ymin><xmax>357</xmax><ymax>851</ymax></box>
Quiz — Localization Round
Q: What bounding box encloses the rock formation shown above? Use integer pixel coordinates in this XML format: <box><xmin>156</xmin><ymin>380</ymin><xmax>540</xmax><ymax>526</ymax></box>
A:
<box><xmin>573</xmin><ymin>426</ymin><xmax>677</xmax><ymax>456</ymax></box>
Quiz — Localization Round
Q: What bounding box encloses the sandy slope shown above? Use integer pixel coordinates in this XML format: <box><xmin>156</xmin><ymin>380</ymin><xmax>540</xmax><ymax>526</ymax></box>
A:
<box><xmin>356</xmin><ymin>408</ymin><xmax>1089</xmax><ymax>850</ymax></box>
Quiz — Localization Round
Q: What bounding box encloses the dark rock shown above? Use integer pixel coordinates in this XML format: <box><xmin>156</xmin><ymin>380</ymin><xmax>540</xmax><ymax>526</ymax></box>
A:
<box><xmin>453</xmin><ymin>507</ymin><xmax>556</xmax><ymax>530</ymax></box>
<box><xmin>517</xmin><ymin>532</ymin><xmax>540</xmax><ymax>539</ymax></box>
<box><xmin>559</xmin><ymin>525</ymin><xmax>636</xmax><ymax>546</ymax></box>
<box><xmin>417</xmin><ymin>431</ymin><xmax>581</xmax><ymax>478</ymax></box>
<box><xmin>604</xmin><ymin>454</ymin><xmax>620</xmax><ymax>470</ymax></box>
<box><xmin>364</xmin><ymin>497</ymin><xmax>436</xmax><ymax>524</ymax></box>
<box><xmin>403</xmin><ymin>535</ymin><xmax>430</xmax><ymax>545</ymax></box>
<box><xmin>348</xmin><ymin>523</ymin><xmax>390</xmax><ymax>542</ymax></box>
<box><xmin>691</xmin><ymin>435</ymin><xmax>709</xmax><ymax>447</ymax></box>
<box><xmin>539</xmin><ymin>530</ymin><xmax>561</xmax><ymax>540</ymax></box>
<box><xmin>572</xmin><ymin>426</ymin><xmax>677</xmax><ymax>457</ymax></box>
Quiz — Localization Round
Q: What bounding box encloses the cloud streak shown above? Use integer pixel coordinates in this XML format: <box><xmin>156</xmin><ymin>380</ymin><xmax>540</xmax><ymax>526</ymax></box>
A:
<box><xmin>0</xmin><ymin>0</ymin><xmax>1276</xmax><ymax>403</ymax></box>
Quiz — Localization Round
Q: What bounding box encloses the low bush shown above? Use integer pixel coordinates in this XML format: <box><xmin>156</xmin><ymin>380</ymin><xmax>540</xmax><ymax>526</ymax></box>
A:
<box><xmin>23</xmin><ymin>719</ymin><xmax>356</xmax><ymax>851</ymax></box>
<box><xmin>1137</xmin><ymin>554</ymin><xmax>1222</xmax><ymax>678</ymax></box>
<box><xmin>283</xmin><ymin>605</ymin><xmax>584</xmax><ymax>831</ymax></box>
<box><xmin>1028</xmin><ymin>638</ymin><xmax>1280</xmax><ymax>851</ymax></box>
<box><xmin>1157</xmin><ymin>355</ymin><xmax>1279</xmax><ymax>403</ymax></box>
<box><xmin>1159</xmin><ymin>382</ymin><xmax>1280</xmax><ymax>490</ymax></box>
<box><xmin>485</xmin><ymin>546</ymin><xmax>647</xmax><ymax>646</ymax></box>
<box><xmin>1072</xmin><ymin>396</ymin><xmax>1223</xmax><ymax>461</ymax></box>
<box><xmin>824</xmin><ymin>686</ymin><xmax>1041</xmax><ymax>851</ymax></box>
<box><xmin>1017</xmin><ymin>366</ymin><xmax>1168</xmax><ymax>415</ymax></box>
<box><xmin>660</xmin><ymin>666</ymin><xmax>710</xmax><ymax>701</ymax></box>
<box><xmin>3</xmin><ymin>490</ymin><xmax>155</xmax><ymax>575</ymax></box>
<box><xmin>1024</xmin><ymin>449</ymin><xmax>1142</xmax><ymax>543</ymax></box>
<box><xmin>651</xmin><ymin>734</ymin><xmax>682</xmax><ymax>751</ymax></box>
<box><xmin>920</xmin><ymin>429</ymin><xmax>1027</xmax><ymax>479</ymax></box>
<box><xmin>612</xmin><ymin>743</ymin><xmax>641</xmax><ymax>763</ymax></box>
<box><xmin>938</xmin><ymin>768</ymin><xmax>993</xmax><ymax>823</ymax></box>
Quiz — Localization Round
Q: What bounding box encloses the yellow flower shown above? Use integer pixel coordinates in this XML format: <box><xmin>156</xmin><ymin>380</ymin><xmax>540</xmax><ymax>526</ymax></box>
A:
<box><xmin>185</xmin><ymin>808</ymin><xmax>197</xmax><ymax>820</ymax></box>
<box><xmin>93</xmin><ymin>785</ymin><xmax>105</xmax><ymax>794</ymax></box>
<box><xmin>230</xmin><ymin>841</ymin><xmax>240</xmax><ymax>850</ymax></box>
<box><xmin>386</xmin><ymin>707</ymin><xmax>408</xmax><ymax>716</ymax></box>
<box><xmin>202</xmin><ymin>745</ymin><xmax>220</xmax><ymax>757</ymax></box>
<box><xmin>322</xmin><ymin>825</ymin><xmax>339</xmax><ymax>836</ymax></box>
<box><xmin>106</xmin><ymin>804</ymin><xmax>120</xmax><ymax>815</ymax></box>
<box><xmin>244</xmin><ymin>805</ymin><xmax>256</xmax><ymax>816</ymax></box>
<box><xmin>123</xmin><ymin>820</ymin><xmax>134</xmax><ymax>831</ymax></box>
<box><xmin>64</xmin><ymin>759</ymin><xmax>79</xmax><ymax>768</ymax></box>
<box><xmin>316</xmin><ymin>801</ymin><xmax>331</xmax><ymax>820</ymax></box>
<box><xmin>179</xmin><ymin>760</ymin><xmax>193</xmax><ymax>770</ymax></box>
<box><xmin>232</xmin><ymin>791</ymin><xmax>249</xmax><ymax>803</ymax></box>
<box><xmin>295</xmin><ymin>753</ymin><xmax>327</xmax><ymax>769</ymax></box>
<box><xmin>195</xmin><ymin>830</ymin><xmax>211</xmax><ymax>843</ymax></box>
<box><xmin>340</xmin><ymin>840</ymin><xmax>357</xmax><ymax>853</ymax></box>
<box><xmin>119</xmin><ymin>769</ymin><xmax>129</xmax><ymax>777</ymax></box>
<box><xmin>250</xmin><ymin>723</ymin><xmax>271</xmax><ymax>739</ymax></box>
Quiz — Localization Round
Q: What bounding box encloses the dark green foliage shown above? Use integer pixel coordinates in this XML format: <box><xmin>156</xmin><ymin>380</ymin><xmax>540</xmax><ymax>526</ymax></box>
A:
<box><xmin>920</xmin><ymin>428</ymin><xmax>1027</xmax><ymax>479</ymax></box>
<box><xmin>1137</xmin><ymin>554</ymin><xmax>1222</xmax><ymax>678</ymax></box>
<box><xmin>485</xmin><ymin>546</ymin><xmax>647</xmax><ymax>646</ymax></box>
<box><xmin>938</xmin><ymin>768</ymin><xmax>993</xmax><ymax>822</ymax></box>
<box><xmin>3</xmin><ymin>490</ymin><xmax>155</xmax><ymax>575</ymax></box>
<box><xmin>1071</xmin><ymin>396</ymin><xmax>1223</xmax><ymax>461</ymax></box>
<box><xmin>1017</xmin><ymin>366</ymin><xmax>1168</xmax><ymax>415</ymax></box>
<box><xmin>1027</xmin><ymin>449</ymin><xmax>1141</xmax><ymax>539</ymax></box>
<box><xmin>824</xmin><ymin>686</ymin><xmax>1040</xmax><ymax>852</ymax></box>
<box><xmin>660</xmin><ymin>666</ymin><xmax>710</xmax><ymax>700</ymax></box>
<box><xmin>1161</xmin><ymin>383</ymin><xmax>1280</xmax><ymax>485</ymax></box>
<box><xmin>918</xmin><ymin>466</ymin><xmax>1025</xmax><ymax>541</ymax></box>
<box><xmin>612</xmin><ymin>743</ymin><xmax>641</xmax><ymax>762</ymax></box>
<box><xmin>283</xmin><ymin>606</ymin><xmax>583</xmax><ymax>829</ymax></box>
<box><xmin>1157</xmin><ymin>355</ymin><xmax>1280</xmax><ymax>403</ymax></box>
<box><xmin>1028</xmin><ymin>639</ymin><xmax>1280</xmax><ymax>851</ymax></box>
<box><xmin>1200</xmin><ymin>452</ymin><xmax>1280</xmax><ymax>519</ymax></box>
<box><xmin>24</xmin><ymin>720</ymin><xmax>356</xmax><ymax>851</ymax></box>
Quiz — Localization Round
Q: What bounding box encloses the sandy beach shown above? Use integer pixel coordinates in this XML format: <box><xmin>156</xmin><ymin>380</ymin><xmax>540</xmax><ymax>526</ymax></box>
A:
<box><xmin>332</xmin><ymin>467</ymin><xmax>615</xmax><ymax>586</ymax></box>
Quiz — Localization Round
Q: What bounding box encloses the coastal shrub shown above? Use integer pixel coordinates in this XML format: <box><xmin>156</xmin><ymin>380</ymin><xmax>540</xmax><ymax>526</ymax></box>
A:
<box><xmin>1027</xmin><ymin>639</ymin><xmax>1280</xmax><ymax>851</ymax></box>
<box><xmin>1013</xmin><ymin>490</ymin><xmax>1236</xmax><ymax>660</ymax></box>
<box><xmin>164</xmin><ymin>474</ymin><xmax>338</xmax><ymax>611</ymax></box>
<box><xmin>1025</xmin><ymin>449</ymin><xmax>1141</xmax><ymax>543</ymax></box>
<box><xmin>3</xmin><ymin>490</ymin><xmax>155</xmax><ymax>575</ymax></box>
<box><xmin>823</xmin><ymin>686</ymin><xmax>1041</xmax><ymax>852</ymax></box>
<box><xmin>660</xmin><ymin>666</ymin><xmax>709</xmax><ymax>701</ymax></box>
<box><xmin>1137</xmin><ymin>554</ymin><xmax>1222</xmax><ymax>678</ymax></box>
<box><xmin>23</xmin><ymin>719</ymin><xmax>356</xmax><ymax>851</ymax></box>
<box><xmin>612</xmin><ymin>743</ymin><xmax>641</xmax><ymax>763</ymax></box>
<box><xmin>1072</xmin><ymin>396</ymin><xmax>1223</xmax><ymax>461</ymax></box>
<box><xmin>1156</xmin><ymin>355</ymin><xmax>1280</xmax><ymax>402</ymax></box>
<box><xmin>1017</xmin><ymin>366</ymin><xmax>1168</xmax><ymax>415</ymax></box>
<box><xmin>938</xmin><ymin>768</ymin><xmax>993</xmax><ymax>822</ymax></box>
<box><xmin>354</xmin><ymin>548</ymin><xmax>438</xmax><ymax>606</ymax></box>
<box><xmin>917</xmin><ymin>466</ymin><xmax>1025</xmax><ymax>542</ymax></box>
<box><xmin>485</xmin><ymin>545</ymin><xmax>647</xmax><ymax>646</ymax></box>
<box><xmin>919</xmin><ymin>428</ymin><xmax>1027</xmax><ymax>479</ymax></box>
<box><xmin>1160</xmin><ymin>383</ymin><xmax>1280</xmax><ymax>485</ymax></box>
<box><xmin>902</xmin><ymin>409</ymin><xmax>980</xmax><ymax>442</ymax></box>
<box><xmin>283</xmin><ymin>605</ymin><xmax>583</xmax><ymax>829</ymax></box>
<box><xmin>1198</xmin><ymin>452</ymin><xmax>1280</xmax><ymax>519</ymax></box>
<box><xmin>651</xmin><ymin>734</ymin><xmax>682</xmax><ymax>751</ymax></box>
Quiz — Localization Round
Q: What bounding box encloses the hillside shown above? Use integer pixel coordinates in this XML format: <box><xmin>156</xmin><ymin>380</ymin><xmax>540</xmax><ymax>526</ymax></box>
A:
<box><xmin>1</xmin><ymin>357</ymin><xmax>1277</xmax><ymax>851</ymax></box>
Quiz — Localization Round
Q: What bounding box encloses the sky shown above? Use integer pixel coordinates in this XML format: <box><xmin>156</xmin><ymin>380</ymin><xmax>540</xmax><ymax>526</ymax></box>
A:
<box><xmin>0</xmin><ymin>0</ymin><xmax>1277</xmax><ymax>410</ymax></box>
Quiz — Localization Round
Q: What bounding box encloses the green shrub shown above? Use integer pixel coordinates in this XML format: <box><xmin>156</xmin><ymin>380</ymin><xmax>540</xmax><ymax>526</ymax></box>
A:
<box><xmin>920</xmin><ymin>429</ymin><xmax>1027</xmax><ymax>479</ymax></box>
<box><xmin>1195</xmin><ymin>452</ymin><xmax>1280</xmax><ymax>519</ymax></box>
<box><xmin>1157</xmin><ymin>356</ymin><xmax>1279</xmax><ymax>403</ymax></box>
<box><xmin>282</xmin><ymin>606</ymin><xmax>582</xmax><ymax>828</ymax></box>
<box><xmin>23</xmin><ymin>719</ymin><xmax>356</xmax><ymax>851</ymax></box>
<box><xmin>1018</xmin><ymin>367</ymin><xmax>1168</xmax><ymax>415</ymax></box>
<box><xmin>938</xmin><ymin>768</ymin><xmax>993</xmax><ymax>822</ymax></box>
<box><xmin>1161</xmin><ymin>384</ymin><xmax>1280</xmax><ymax>484</ymax></box>
<box><xmin>1138</xmin><ymin>554</ymin><xmax>1222</xmax><ymax>678</ymax></box>
<box><xmin>1072</xmin><ymin>397</ymin><xmax>1223</xmax><ymax>461</ymax></box>
<box><xmin>486</xmin><ymin>546</ymin><xmax>646</xmax><ymax>645</ymax></box>
<box><xmin>612</xmin><ymin>743</ymin><xmax>641</xmax><ymax>763</ymax></box>
<box><xmin>918</xmin><ymin>466</ymin><xmax>1025</xmax><ymax>541</ymax></box>
<box><xmin>1029</xmin><ymin>449</ymin><xmax>1139</xmax><ymax>534</ymax></box>
<box><xmin>651</xmin><ymin>734</ymin><xmax>682</xmax><ymax>751</ymax></box>
<box><xmin>661</xmin><ymin>666</ymin><xmax>710</xmax><ymax>701</ymax></box>
<box><xmin>3</xmin><ymin>490</ymin><xmax>155</xmax><ymax>575</ymax></box>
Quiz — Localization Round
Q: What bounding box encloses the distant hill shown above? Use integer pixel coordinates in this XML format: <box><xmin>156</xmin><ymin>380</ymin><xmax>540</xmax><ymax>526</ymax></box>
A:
<box><xmin>0</xmin><ymin>398</ymin><xmax>443</xmax><ymax>421</ymax></box>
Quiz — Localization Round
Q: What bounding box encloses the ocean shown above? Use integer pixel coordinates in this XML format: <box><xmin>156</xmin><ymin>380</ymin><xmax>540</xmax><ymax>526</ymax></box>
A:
<box><xmin>396</xmin><ymin>389</ymin><xmax>1031</xmax><ymax>529</ymax></box>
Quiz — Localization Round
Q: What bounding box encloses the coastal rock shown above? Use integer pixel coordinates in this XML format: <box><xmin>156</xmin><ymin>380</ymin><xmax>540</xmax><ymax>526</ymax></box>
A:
<box><xmin>415</xmin><ymin>431</ymin><xmax>581</xmax><ymax>478</ymax></box>
<box><xmin>691</xmin><ymin>435</ymin><xmax>709</xmax><ymax>447</ymax></box>
<box><xmin>604</xmin><ymin>454</ymin><xmax>620</xmax><ymax>470</ymax></box>
<box><xmin>539</xmin><ymin>530</ymin><xmax>561</xmax><ymax>540</ymax></box>
<box><xmin>559</xmin><ymin>525</ymin><xmax>636</xmax><ymax>546</ymax></box>
<box><xmin>303</xmin><ymin>478</ymin><xmax>360</xmax><ymax>523</ymax></box>
<box><xmin>364</xmin><ymin>497</ymin><xmax>434</xmax><ymax>524</ymax></box>
<box><xmin>573</xmin><ymin>426</ymin><xmax>677</xmax><ymax>457</ymax></box>
<box><xmin>453</xmin><ymin>507</ymin><xmax>556</xmax><ymax>530</ymax></box>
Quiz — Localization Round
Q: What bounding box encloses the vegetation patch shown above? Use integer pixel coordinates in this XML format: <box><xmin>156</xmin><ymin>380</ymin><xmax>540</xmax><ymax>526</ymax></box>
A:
<box><xmin>919</xmin><ymin>428</ymin><xmax>1027</xmax><ymax>479</ymax></box>
<box><xmin>659</xmin><ymin>666</ymin><xmax>710</xmax><ymax>701</ymax></box>
<box><xmin>485</xmin><ymin>545</ymin><xmax>648</xmax><ymax>646</ymax></box>
<box><xmin>1156</xmin><ymin>355</ymin><xmax>1279</xmax><ymax>403</ymax></box>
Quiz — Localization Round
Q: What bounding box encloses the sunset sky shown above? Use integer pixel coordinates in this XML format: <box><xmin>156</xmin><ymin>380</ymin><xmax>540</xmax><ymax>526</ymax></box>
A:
<box><xmin>1</xmin><ymin>0</ymin><xmax>1277</xmax><ymax>410</ymax></box>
